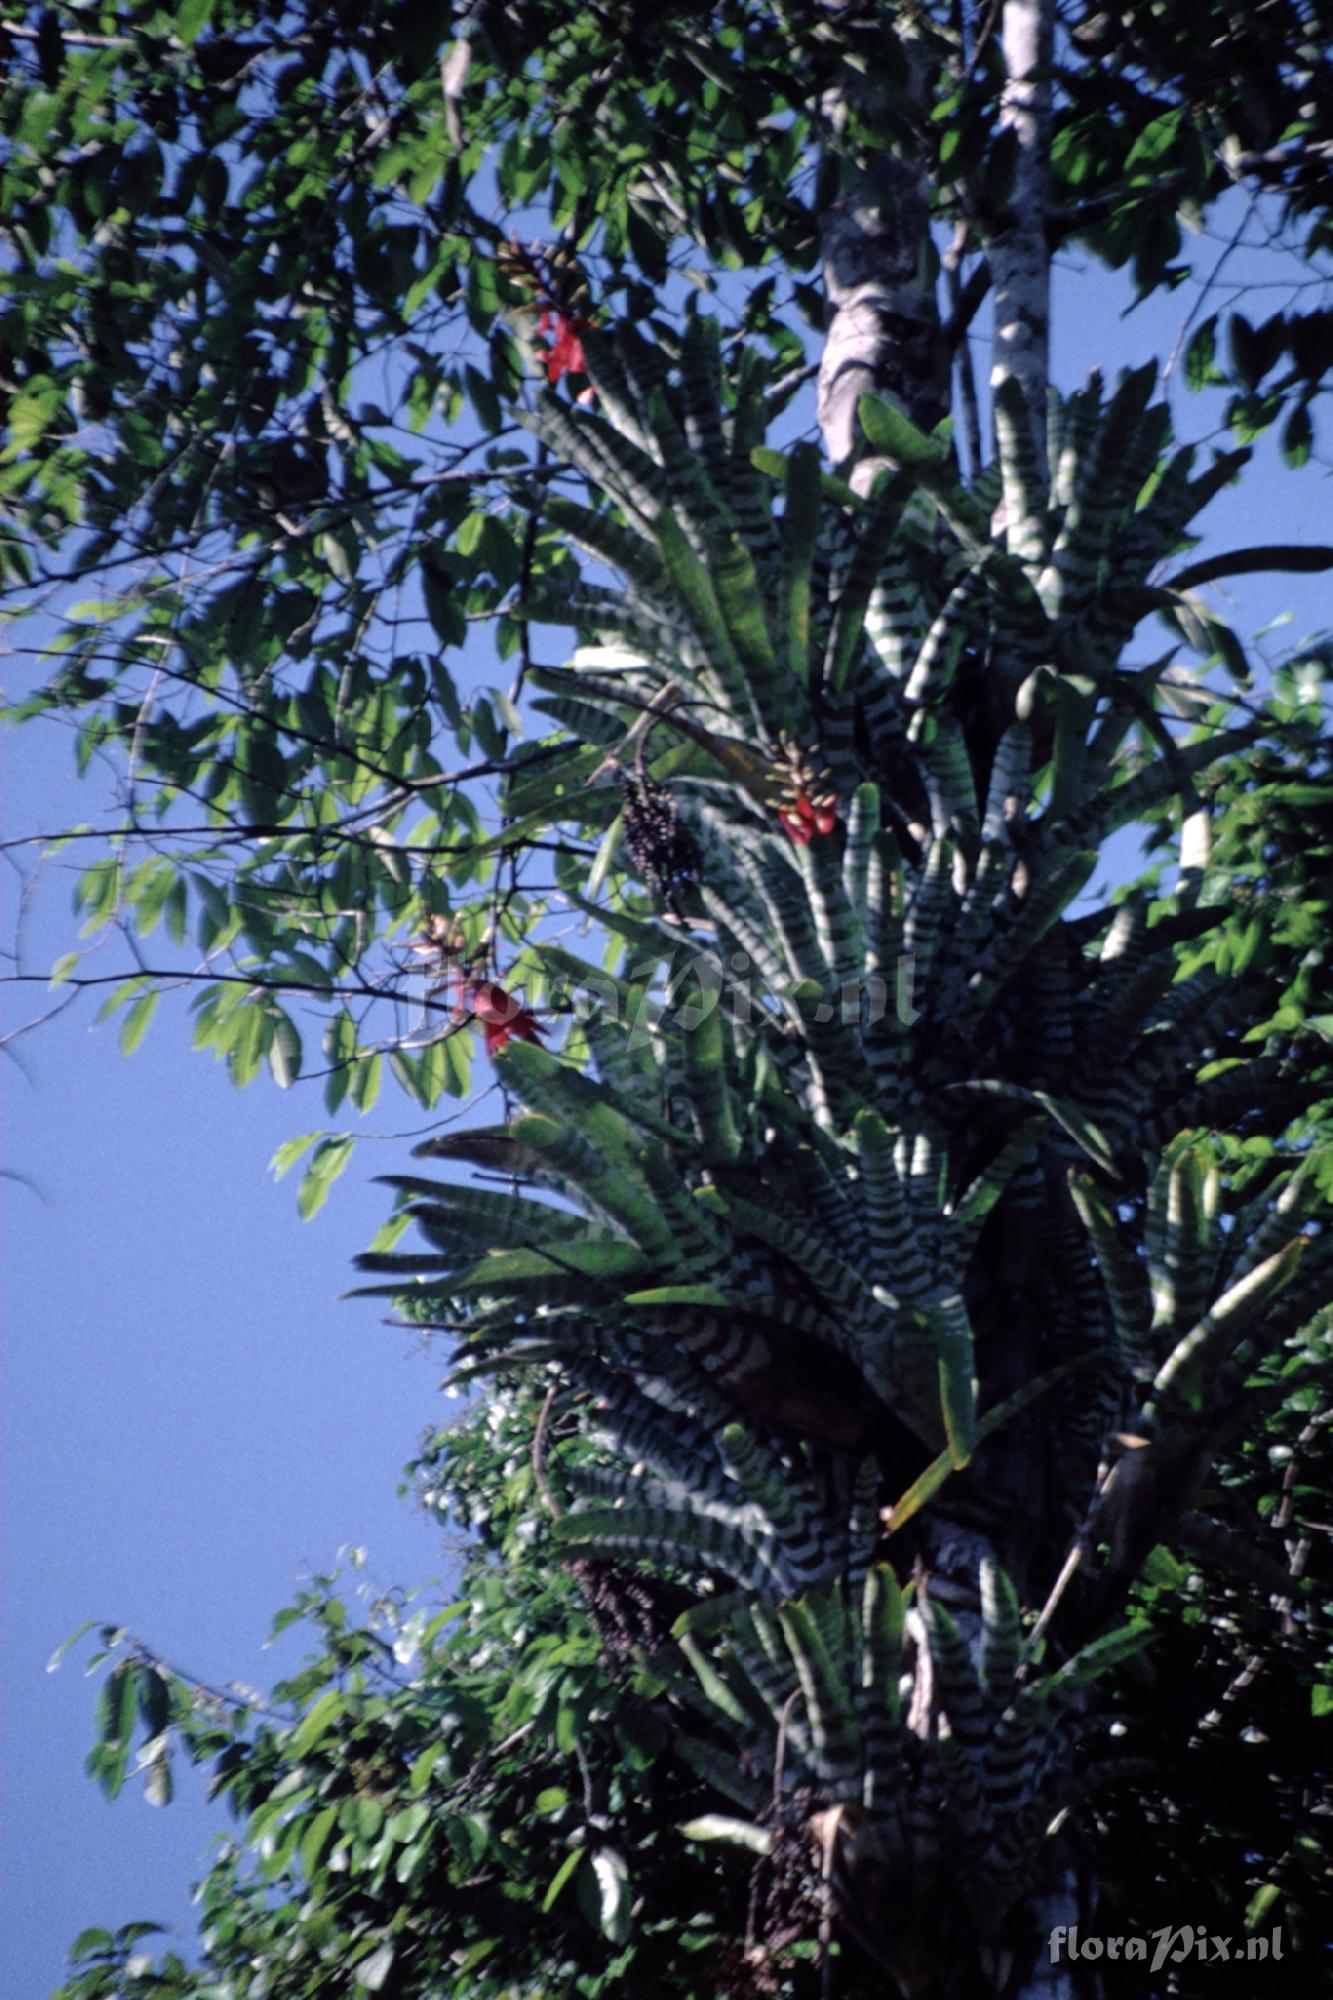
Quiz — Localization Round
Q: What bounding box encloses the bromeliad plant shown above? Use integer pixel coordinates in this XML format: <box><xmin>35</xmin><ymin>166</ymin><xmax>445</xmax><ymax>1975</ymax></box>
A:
<box><xmin>353</xmin><ymin>326</ymin><xmax>1330</xmax><ymax>1992</ymax></box>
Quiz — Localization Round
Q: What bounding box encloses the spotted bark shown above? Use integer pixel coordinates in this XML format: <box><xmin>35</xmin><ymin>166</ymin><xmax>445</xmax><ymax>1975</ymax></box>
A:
<box><xmin>988</xmin><ymin>0</ymin><xmax>1055</xmax><ymax>558</ymax></box>
<box><xmin>816</xmin><ymin>32</ymin><xmax>948</xmax><ymax>489</ymax></box>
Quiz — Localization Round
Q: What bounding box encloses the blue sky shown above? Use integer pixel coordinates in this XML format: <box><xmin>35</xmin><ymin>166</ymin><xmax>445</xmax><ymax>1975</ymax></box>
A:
<box><xmin>1</xmin><ymin>868</ymin><xmax>460</xmax><ymax>1985</ymax></box>
<box><xmin>3</xmin><ymin>212</ymin><xmax>1329</xmax><ymax>1994</ymax></box>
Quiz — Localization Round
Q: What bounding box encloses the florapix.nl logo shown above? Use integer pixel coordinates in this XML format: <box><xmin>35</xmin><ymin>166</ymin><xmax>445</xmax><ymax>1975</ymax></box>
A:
<box><xmin>1049</xmin><ymin>1924</ymin><xmax>1285</xmax><ymax>1972</ymax></box>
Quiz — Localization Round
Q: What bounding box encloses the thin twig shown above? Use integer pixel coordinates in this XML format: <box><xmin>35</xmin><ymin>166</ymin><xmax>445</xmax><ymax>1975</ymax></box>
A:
<box><xmin>1163</xmin><ymin>189</ymin><xmax>1261</xmax><ymax>381</ymax></box>
<box><xmin>531</xmin><ymin>1381</ymin><xmax>564</xmax><ymax>1521</ymax></box>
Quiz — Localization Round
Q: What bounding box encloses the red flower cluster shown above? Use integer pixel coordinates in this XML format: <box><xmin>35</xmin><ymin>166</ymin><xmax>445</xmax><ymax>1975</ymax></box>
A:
<box><xmin>779</xmin><ymin>793</ymin><xmax>838</xmax><ymax>844</ymax></box>
<box><xmin>406</xmin><ymin>920</ymin><xmax>546</xmax><ymax>1055</ymax></box>
<box><xmin>536</xmin><ymin>307</ymin><xmax>592</xmax><ymax>386</ymax></box>
<box><xmin>498</xmin><ymin>241</ymin><xmax>596</xmax><ymax>400</ymax></box>
<box><xmin>467</xmin><ymin>980</ymin><xmax>546</xmax><ymax>1056</ymax></box>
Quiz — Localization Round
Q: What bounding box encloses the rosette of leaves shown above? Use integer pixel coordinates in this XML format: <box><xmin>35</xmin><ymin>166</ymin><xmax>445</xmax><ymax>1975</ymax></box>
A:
<box><xmin>351</xmin><ymin>328</ymin><xmax>1327</xmax><ymax>1975</ymax></box>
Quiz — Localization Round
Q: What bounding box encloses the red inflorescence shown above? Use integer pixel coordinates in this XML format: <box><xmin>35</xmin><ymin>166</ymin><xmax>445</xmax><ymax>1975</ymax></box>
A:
<box><xmin>536</xmin><ymin>308</ymin><xmax>592</xmax><ymax>387</ymax></box>
<box><xmin>467</xmin><ymin>980</ymin><xmax>547</xmax><ymax>1056</ymax></box>
<box><xmin>778</xmin><ymin>793</ymin><xmax>838</xmax><ymax>845</ymax></box>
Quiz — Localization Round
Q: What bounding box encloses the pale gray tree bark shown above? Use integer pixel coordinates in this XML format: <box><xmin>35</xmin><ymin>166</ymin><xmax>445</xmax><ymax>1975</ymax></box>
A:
<box><xmin>987</xmin><ymin>0</ymin><xmax>1055</xmax><ymax>560</ymax></box>
<box><xmin>815</xmin><ymin>15</ymin><xmax>948</xmax><ymax>488</ymax></box>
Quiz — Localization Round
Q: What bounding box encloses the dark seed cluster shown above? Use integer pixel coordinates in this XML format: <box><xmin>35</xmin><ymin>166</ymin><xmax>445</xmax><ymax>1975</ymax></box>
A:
<box><xmin>566</xmin><ymin>1558</ymin><xmax>678</xmax><ymax>1656</ymax></box>
<box><xmin>620</xmin><ymin>770</ymin><xmax>702</xmax><ymax>902</ymax></box>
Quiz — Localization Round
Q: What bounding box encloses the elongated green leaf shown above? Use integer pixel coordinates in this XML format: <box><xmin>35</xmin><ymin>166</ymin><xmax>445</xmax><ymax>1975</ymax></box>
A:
<box><xmin>884</xmin><ymin>1360</ymin><xmax>1085</xmax><ymax>1531</ymax></box>
<box><xmin>653</xmin><ymin>509</ymin><xmax>756</xmax><ymax>725</ymax></box>
<box><xmin>622</xmin><ymin>1283</ymin><xmax>728</xmax><ymax>1308</ymax></box>
<box><xmin>542</xmin><ymin>1846</ymin><xmax>586</xmax><ymax>1914</ymax></box>
<box><xmin>267</xmin><ymin>1010</ymin><xmax>302</xmax><ymax>1088</ymax></box>
<box><xmin>119</xmin><ymin>991</ymin><xmax>158</xmax><ymax>1057</ymax></box>
<box><xmin>926</xmin><ymin>1291</ymin><xmax>976</xmax><ymax>1467</ymax></box>
<box><xmin>1167</xmin><ymin>545</ymin><xmax>1333</xmax><ymax>592</ymax></box>
<box><xmin>678</xmin><ymin>1815</ymin><xmax>773</xmax><ymax>1855</ymax></box>
<box><xmin>288</xmin><ymin>1688</ymin><xmax>345</xmax><ymax>1758</ymax></box>
<box><xmin>681</xmin><ymin>993</ymin><xmax>742</xmax><ymax>1163</ymax></box>
<box><xmin>1148</xmin><ymin>1237</ymin><xmax>1307</xmax><ymax>1414</ymax></box>
<box><xmin>857</xmin><ymin>395</ymin><xmax>950</xmax><ymax>469</ymax></box>
<box><xmin>589</xmin><ymin>1848</ymin><xmax>631</xmax><ymax>1944</ymax></box>
<box><xmin>780</xmin><ymin>443</ymin><xmax>823</xmax><ymax>693</ymax></box>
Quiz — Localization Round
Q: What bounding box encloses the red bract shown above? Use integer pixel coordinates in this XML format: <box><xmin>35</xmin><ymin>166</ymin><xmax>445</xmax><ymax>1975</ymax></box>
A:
<box><xmin>778</xmin><ymin>793</ymin><xmax>837</xmax><ymax>844</ymax></box>
<box><xmin>469</xmin><ymin>981</ymin><xmax>546</xmax><ymax>1056</ymax></box>
<box><xmin>536</xmin><ymin>308</ymin><xmax>591</xmax><ymax>387</ymax></box>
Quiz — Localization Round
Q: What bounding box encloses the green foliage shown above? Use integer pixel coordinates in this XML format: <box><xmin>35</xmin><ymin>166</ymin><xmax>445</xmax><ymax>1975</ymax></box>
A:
<box><xmin>33</xmin><ymin>314</ymin><xmax>1333</xmax><ymax>2000</ymax></box>
<box><xmin>7</xmin><ymin>4</ymin><xmax>1332</xmax><ymax>1996</ymax></box>
<box><xmin>59</xmin><ymin>343</ymin><xmax>1325</xmax><ymax>1992</ymax></box>
<box><xmin>51</xmin><ymin>1548</ymin><xmax>769</xmax><ymax>2000</ymax></box>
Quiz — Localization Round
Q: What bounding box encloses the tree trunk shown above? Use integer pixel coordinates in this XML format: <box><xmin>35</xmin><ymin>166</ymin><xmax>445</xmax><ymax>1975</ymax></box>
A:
<box><xmin>816</xmin><ymin>27</ymin><xmax>948</xmax><ymax>484</ymax></box>
<box><xmin>811</xmin><ymin>13</ymin><xmax>1106</xmax><ymax>1995</ymax></box>
<box><xmin>987</xmin><ymin>0</ymin><xmax>1055</xmax><ymax>557</ymax></box>
<box><xmin>1010</xmin><ymin>1847</ymin><xmax>1101</xmax><ymax>2000</ymax></box>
